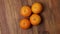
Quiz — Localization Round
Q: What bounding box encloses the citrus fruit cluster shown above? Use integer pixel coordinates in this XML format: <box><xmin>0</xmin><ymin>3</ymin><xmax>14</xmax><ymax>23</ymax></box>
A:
<box><xmin>19</xmin><ymin>2</ymin><xmax>43</xmax><ymax>29</ymax></box>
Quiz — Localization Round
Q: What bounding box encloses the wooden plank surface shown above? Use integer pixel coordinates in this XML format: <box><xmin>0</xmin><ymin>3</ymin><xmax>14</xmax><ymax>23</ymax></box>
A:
<box><xmin>0</xmin><ymin>0</ymin><xmax>60</xmax><ymax>34</ymax></box>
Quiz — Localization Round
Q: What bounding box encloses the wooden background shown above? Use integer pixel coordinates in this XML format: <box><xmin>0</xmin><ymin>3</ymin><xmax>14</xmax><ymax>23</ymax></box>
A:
<box><xmin>0</xmin><ymin>0</ymin><xmax>60</xmax><ymax>34</ymax></box>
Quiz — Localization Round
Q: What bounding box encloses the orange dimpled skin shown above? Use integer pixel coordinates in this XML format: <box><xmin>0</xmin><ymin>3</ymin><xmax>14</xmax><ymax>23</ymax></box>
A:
<box><xmin>20</xmin><ymin>6</ymin><xmax>32</xmax><ymax>17</ymax></box>
<box><xmin>32</xmin><ymin>2</ymin><xmax>43</xmax><ymax>13</ymax></box>
<box><xmin>20</xmin><ymin>19</ymin><xmax>31</xmax><ymax>29</ymax></box>
<box><xmin>30</xmin><ymin>14</ymin><xmax>41</xmax><ymax>25</ymax></box>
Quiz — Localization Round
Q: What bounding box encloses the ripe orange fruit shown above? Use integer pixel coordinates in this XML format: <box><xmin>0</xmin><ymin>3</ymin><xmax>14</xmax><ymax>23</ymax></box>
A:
<box><xmin>19</xmin><ymin>19</ymin><xmax>31</xmax><ymax>29</ymax></box>
<box><xmin>30</xmin><ymin>14</ymin><xmax>41</xmax><ymax>25</ymax></box>
<box><xmin>31</xmin><ymin>2</ymin><xmax>43</xmax><ymax>13</ymax></box>
<box><xmin>20</xmin><ymin>6</ymin><xmax>32</xmax><ymax>17</ymax></box>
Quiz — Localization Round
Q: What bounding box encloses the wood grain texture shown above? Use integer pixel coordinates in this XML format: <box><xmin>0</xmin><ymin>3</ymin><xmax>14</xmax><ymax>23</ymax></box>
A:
<box><xmin>0</xmin><ymin>0</ymin><xmax>60</xmax><ymax>34</ymax></box>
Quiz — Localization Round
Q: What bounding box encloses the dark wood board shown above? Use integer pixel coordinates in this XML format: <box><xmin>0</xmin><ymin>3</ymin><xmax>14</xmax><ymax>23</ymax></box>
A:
<box><xmin>0</xmin><ymin>0</ymin><xmax>60</xmax><ymax>34</ymax></box>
